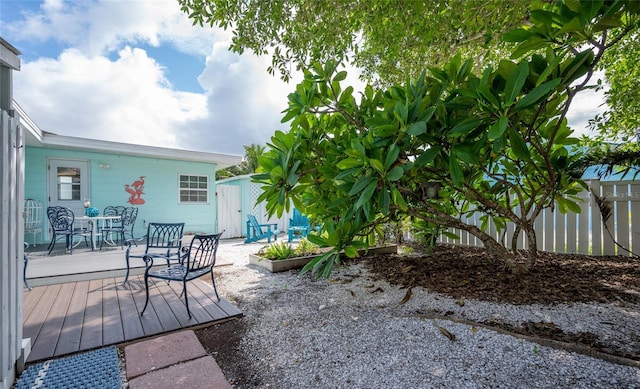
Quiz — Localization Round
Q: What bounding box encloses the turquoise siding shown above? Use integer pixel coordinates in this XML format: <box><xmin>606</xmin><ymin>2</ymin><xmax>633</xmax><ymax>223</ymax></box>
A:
<box><xmin>25</xmin><ymin>146</ymin><xmax>219</xmax><ymax>244</ymax></box>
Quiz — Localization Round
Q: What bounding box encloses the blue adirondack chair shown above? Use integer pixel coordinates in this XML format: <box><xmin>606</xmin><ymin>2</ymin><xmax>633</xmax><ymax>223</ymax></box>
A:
<box><xmin>288</xmin><ymin>209</ymin><xmax>311</xmax><ymax>242</ymax></box>
<box><xmin>245</xmin><ymin>214</ymin><xmax>279</xmax><ymax>243</ymax></box>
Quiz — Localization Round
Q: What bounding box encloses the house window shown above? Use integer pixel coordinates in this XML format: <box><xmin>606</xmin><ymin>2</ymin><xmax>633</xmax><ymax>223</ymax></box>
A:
<box><xmin>179</xmin><ymin>174</ymin><xmax>209</xmax><ymax>203</ymax></box>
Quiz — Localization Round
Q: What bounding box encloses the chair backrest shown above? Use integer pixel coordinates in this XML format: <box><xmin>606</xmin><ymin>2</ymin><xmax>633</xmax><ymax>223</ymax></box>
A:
<box><xmin>103</xmin><ymin>206</ymin><xmax>126</xmax><ymax>226</ymax></box>
<box><xmin>184</xmin><ymin>231</ymin><xmax>224</xmax><ymax>272</ymax></box>
<box><xmin>24</xmin><ymin>199</ymin><xmax>43</xmax><ymax>231</ymax></box>
<box><xmin>290</xmin><ymin>209</ymin><xmax>309</xmax><ymax>227</ymax></box>
<box><xmin>247</xmin><ymin>214</ymin><xmax>263</xmax><ymax>234</ymax></box>
<box><xmin>144</xmin><ymin>222</ymin><xmax>185</xmax><ymax>256</ymax></box>
<box><xmin>47</xmin><ymin>206</ymin><xmax>74</xmax><ymax>232</ymax></box>
<box><xmin>121</xmin><ymin>207</ymin><xmax>138</xmax><ymax>228</ymax></box>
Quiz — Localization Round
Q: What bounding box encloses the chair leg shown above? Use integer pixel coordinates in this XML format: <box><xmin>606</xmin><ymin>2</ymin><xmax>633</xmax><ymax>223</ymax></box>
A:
<box><xmin>183</xmin><ymin>282</ymin><xmax>191</xmax><ymax>319</ymax></box>
<box><xmin>66</xmin><ymin>235</ymin><xmax>73</xmax><ymax>255</ymax></box>
<box><xmin>210</xmin><ymin>272</ymin><xmax>220</xmax><ymax>301</ymax></box>
<box><xmin>23</xmin><ymin>255</ymin><xmax>31</xmax><ymax>290</ymax></box>
<box><xmin>123</xmin><ymin>253</ymin><xmax>131</xmax><ymax>284</ymax></box>
<box><xmin>141</xmin><ymin>274</ymin><xmax>150</xmax><ymax>315</ymax></box>
<box><xmin>47</xmin><ymin>234</ymin><xmax>56</xmax><ymax>255</ymax></box>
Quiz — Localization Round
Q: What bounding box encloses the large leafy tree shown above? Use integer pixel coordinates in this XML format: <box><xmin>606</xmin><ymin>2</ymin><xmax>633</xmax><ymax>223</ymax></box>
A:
<box><xmin>251</xmin><ymin>1</ymin><xmax>639</xmax><ymax>277</ymax></box>
<box><xmin>180</xmin><ymin>0</ymin><xmax>640</xmax><ymax>138</ymax></box>
<box><xmin>179</xmin><ymin>0</ymin><xmax>526</xmax><ymax>84</ymax></box>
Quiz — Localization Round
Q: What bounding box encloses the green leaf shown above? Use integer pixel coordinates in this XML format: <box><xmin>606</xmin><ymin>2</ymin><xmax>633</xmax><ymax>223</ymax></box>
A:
<box><xmin>386</xmin><ymin>166</ymin><xmax>404</xmax><ymax>181</ymax></box>
<box><xmin>370</xmin><ymin>159</ymin><xmax>384</xmax><ymax>174</ymax></box>
<box><xmin>344</xmin><ymin>245</ymin><xmax>358</xmax><ymax>258</ymax></box>
<box><xmin>336</xmin><ymin>158</ymin><xmax>362</xmax><ymax>170</ymax></box>
<box><xmin>449</xmin><ymin>118</ymin><xmax>483</xmax><ymax>137</ymax></box>
<box><xmin>511</xmin><ymin>37</ymin><xmax>546</xmax><ymax>59</ymax></box>
<box><xmin>535</xmin><ymin>54</ymin><xmax>562</xmax><ymax>86</ymax></box>
<box><xmin>502</xmin><ymin>28</ymin><xmax>533</xmax><ymax>42</ymax></box>
<box><xmin>415</xmin><ymin>146</ymin><xmax>441</xmax><ymax>167</ymax></box>
<box><xmin>348</xmin><ymin>176</ymin><xmax>375</xmax><ymax>196</ymax></box>
<box><xmin>513</xmin><ymin>79</ymin><xmax>562</xmax><ymax>110</ymax></box>
<box><xmin>488</xmin><ymin>116</ymin><xmax>508</xmax><ymax>140</ymax></box>
<box><xmin>504</xmin><ymin>61</ymin><xmax>529</xmax><ymax>104</ymax></box>
<box><xmin>355</xmin><ymin>181</ymin><xmax>377</xmax><ymax>209</ymax></box>
<box><xmin>449</xmin><ymin>157</ymin><xmax>463</xmax><ymax>186</ymax></box>
<box><xmin>338</xmin><ymin>86</ymin><xmax>354</xmax><ymax>105</ymax></box>
<box><xmin>384</xmin><ymin>144</ymin><xmax>400</xmax><ymax>170</ymax></box>
<box><xmin>407</xmin><ymin>121</ymin><xmax>427</xmax><ymax>136</ymax></box>
<box><xmin>333</xmin><ymin>70</ymin><xmax>347</xmax><ymax>82</ymax></box>
<box><xmin>507</xmin><ymin>129</ymin><xmax>530</xmax><ymax>160</ymax></box>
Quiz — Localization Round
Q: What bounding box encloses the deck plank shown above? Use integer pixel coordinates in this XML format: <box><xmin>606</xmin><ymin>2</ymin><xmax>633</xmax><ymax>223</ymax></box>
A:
<box><xmin>101</xmin><ymin>278</ymin><xmax>125</xmax><ymax>345</ymax></box>
<box><xmin>114</xmin><ymin>281</ymin><xmax>145</xmax><ymax>341</ymax></box>
<box><xmin>23</xmin><ymin>275</ymin><xmax>242</xmax><ymax>362</ymax></box>
<box><xmin>23</xmin><ymin>284</ymin><xmax>61</xmax><ymax>342</ymax></box>
<box><xmin>165</xmin><ymin>279</ymin><xmax>215</xmax><ymax>323</ymax></box>
<box><xmin>172</xmin><ymin>278</ymin><xmax>230</xmax><ymax>321</ymax></box>
<box><xmin>79</xmin><ymin>279</ymin><xmax>104</xmax><ymax>351</ymax></box>
<box><xmin>22</xmin><ymin>285</ymin><xmax>47</xmax><ymax>322</ymax></box>
<box><xmin>192</xmin><ymin>278</ymin><xmax>242</xmax><ymax>317</ymax></box>
<box><xmin>127</xmin><ymin>278</ymin><xmax>165</xmax><ymax>336</ymax></box>
<box><xmin>154</xmin><ymin>280</ymin><xmax>194</xmax><ymax>327</ymax></box>
<box><xmin>55</xmin><ymin>280</ymin><xmax>90</xmax><ymax>356</ymax></box>
<box><xmin>28</xmin><ymin>283</ymin><xmax>75</xmax><ymax>361</ymax></box>
<box><xmin>144</xmin><ymin>280</ymin><xmax>182</xmax><ymax>333</ymax></box>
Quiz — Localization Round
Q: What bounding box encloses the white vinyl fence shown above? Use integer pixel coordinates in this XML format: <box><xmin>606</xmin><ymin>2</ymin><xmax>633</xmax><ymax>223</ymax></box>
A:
<box><xmin>438</xmin><ymin>179</ymin><xmax>640</xmax><ymax>256</ymax></box>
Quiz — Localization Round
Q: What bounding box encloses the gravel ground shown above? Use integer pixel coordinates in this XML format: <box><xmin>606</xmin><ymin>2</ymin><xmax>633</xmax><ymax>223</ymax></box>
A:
<box><xmin>209</xmin><ymin>239</ymin><xmax>640</xmax><ymax>389</ymax></box>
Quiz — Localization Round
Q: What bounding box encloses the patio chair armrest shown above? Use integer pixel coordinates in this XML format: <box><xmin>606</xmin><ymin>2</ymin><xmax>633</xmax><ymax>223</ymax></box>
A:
<box><xmin>125</xmin><ymin>235</ymin><xmax>146</xmax><ymax>249</ymax></box>
<box><xmin>142</xmin><ymin>254</ymin><xmax>156</xmax><ymax>269</ymax></box>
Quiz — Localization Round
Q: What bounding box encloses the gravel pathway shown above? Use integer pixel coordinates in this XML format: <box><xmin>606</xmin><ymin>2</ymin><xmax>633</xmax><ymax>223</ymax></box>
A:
<box><xmin>212</xmin><ymin>239</ymin><xmax>640</xmax><ymax>388</ymax></box>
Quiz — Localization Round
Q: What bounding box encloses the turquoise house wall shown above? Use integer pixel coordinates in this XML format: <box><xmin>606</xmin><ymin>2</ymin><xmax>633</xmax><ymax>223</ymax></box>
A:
<box><xmin>25</xmin><ymin>146</ymin><xmax>218</xmax><ymax>244</ymax></box>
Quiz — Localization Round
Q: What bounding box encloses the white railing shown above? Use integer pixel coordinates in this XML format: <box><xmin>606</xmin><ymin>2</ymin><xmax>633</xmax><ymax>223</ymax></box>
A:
<box><xmin>438</xmin><ymin>179</ymin><xmax>640</xmax><ymax>256</ymax></box>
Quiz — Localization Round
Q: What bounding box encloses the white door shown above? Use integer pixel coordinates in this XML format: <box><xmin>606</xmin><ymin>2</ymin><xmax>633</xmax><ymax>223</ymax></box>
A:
<box><xmin>217</xmin><ymin>184</ymin><xmax>242</xmax><ymax>238</ymax></box>
<box><xmin>48</xmin><ymin>158</ymin><xmax>90</xmax><ymax>221</ymax></box>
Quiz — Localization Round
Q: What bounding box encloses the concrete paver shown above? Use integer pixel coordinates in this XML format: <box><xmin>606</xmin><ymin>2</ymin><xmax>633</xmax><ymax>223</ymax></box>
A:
<box><xmin>128</xmin><ymin>355</ymin><xmax>231</xmax><ymax>389</ymax></box>
<box><xmin>125</xmin><ymin>330</ymin><xmax>208</xmax><ymax>380</ymax></box>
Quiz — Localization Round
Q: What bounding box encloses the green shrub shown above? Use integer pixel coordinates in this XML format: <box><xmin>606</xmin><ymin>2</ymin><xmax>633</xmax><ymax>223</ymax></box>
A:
<box><xmin>258</xmin><ymin>241</ymin><xmax>295</xmax><ymax>260</ymax></box>
<box><xmin>293</xmin><ymin>238</ymin><xmax>321</xmax><ymax>257</ymax></box>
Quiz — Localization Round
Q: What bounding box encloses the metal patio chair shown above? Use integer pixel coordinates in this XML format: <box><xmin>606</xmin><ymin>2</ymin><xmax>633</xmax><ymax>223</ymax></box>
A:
<box><xmin>100</xmin><ymin>206</ymin><xmax>138</xmax><ymax>250</ymax></box>
<box><xmin>141</xmin><ymin>231</ymin><xmax>224</xmax><ymax>319</ymax></box>
<box><xmin>123</xmin><ymin>222</ymin><xmax>185</xmax><ymax>283</ymax></box>
<box><xmin>46</xmin><ymin>206</ymin><xmax>93</xmax><ymax>255</ymax></box>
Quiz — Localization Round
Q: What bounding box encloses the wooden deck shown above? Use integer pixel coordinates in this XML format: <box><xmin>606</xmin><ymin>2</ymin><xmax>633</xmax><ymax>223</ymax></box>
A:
<box><xmin>23</xmin><ymin>275</ymin><xmax>242</xmax><ymax>362</ymax></box>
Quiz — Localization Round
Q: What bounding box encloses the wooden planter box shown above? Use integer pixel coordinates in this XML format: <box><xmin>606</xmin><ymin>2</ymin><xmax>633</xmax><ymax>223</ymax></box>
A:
<box><xmin>248</xmin><ymin>244</ymin><xmax>398</xmax><ymax>273</ymax></box>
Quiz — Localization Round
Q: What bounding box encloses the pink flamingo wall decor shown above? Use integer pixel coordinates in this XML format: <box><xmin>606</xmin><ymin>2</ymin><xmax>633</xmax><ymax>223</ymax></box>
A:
<box><xmin>125</xmin><ymin>176</ymin><xmax>146</xmax><ymax>204</ymax></box>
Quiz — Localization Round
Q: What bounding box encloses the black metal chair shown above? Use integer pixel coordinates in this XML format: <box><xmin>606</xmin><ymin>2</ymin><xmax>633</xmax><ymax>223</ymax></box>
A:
<box><xmin>141</xmin><ymin>231</ymin><xmax>224</xmax><ymax>319</ymax></box>
<box><xmin>100</xmin><ymin>206</ymin><xmax>138</xmax><ymax>250</ymax></box>
<box><xmin>123</xmin><ymin>222</ymin><xmax>185</xmax><ymax>283</ymax></box>
<box><xmin>46</xmin><ymin>206</ymin><xmax>92</xmax><ymax>255</ymax></box>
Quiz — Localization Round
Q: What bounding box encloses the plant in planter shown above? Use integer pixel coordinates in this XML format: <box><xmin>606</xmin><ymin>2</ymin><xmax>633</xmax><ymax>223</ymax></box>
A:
<box><xmin>250</xmin><ymin>238</ymin><xmax>331</xmax><ymax>272</ymax></box>
<box><xmin>256</xmin><ymin>239</ymin><xmax>323</xmax><ymax>261</ymax></box>
<box><xmin>249</xmin><ymin>238</ymin><xmax>397</xmax><ymax>273</ymax></box>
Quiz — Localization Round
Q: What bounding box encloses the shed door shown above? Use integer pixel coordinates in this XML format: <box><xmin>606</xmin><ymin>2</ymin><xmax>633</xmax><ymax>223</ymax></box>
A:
<box><xmin>48</xmin><ymin>159</ymin><xmax>90</xmax><ymax>219</ymax></box>
<box><xmin>217</xmin><ymin>184</ymin><xmax>242</xmax><ymax>238</ymax></box>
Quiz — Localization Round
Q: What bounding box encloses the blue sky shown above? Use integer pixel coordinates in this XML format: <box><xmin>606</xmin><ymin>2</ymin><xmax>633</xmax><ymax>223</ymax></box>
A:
<box><xmin>1</xmin><ymin>0</ymin><xmax>604</xmax><ymax>157</ymax></box>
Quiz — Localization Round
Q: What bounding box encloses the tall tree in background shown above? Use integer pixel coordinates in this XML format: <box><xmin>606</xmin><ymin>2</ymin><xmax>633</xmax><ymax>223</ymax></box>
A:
<box><xmin>216</xmin><ymin>143</ymin><xmax>266</xmax><ymax>179</ymax></box>
<box><xmin>180</xmin><ymin>0</ymin><xmax>639</xmax><ymax>141</ymax></box>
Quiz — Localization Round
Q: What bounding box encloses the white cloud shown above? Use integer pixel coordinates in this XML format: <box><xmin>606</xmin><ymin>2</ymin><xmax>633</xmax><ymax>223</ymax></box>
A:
<box><xmin>9</xmin><ymin>0</ymin><xmax>294</xmax><ymax>155</ymax></box>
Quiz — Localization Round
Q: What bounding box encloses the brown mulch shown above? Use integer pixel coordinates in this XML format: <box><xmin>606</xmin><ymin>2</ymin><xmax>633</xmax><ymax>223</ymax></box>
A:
<box><xmin>364</xmin><ymin>243</ymin><xmax>640</xmax><ymax>305</ymax></box>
